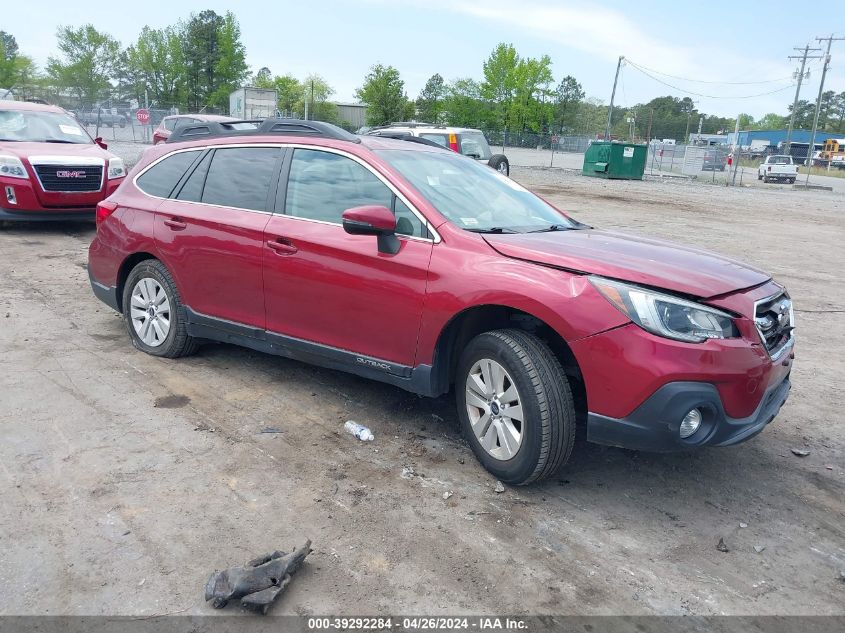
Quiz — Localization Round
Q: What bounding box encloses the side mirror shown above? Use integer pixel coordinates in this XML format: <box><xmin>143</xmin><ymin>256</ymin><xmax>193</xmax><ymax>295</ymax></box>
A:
<box><xmin>342</xmin><ymin>205</ymin><xmax>400</xmax><ymax>254</ymax></box>
<box><xmin>95</xmin><ymin>137</ymin><xmax>108</xmax><ymax>150</ymax></box>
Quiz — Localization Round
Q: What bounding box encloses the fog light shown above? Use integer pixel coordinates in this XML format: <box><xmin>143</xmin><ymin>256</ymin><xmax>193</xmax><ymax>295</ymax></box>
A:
<box><xmin>5</xmin><ymin>186</ymin><xmax>15</xmax><ymax>205</ymax></box>
<box><xmin>679</xmin><ymin>408</ymin><xmax>702</xmax><ymax>438</ymax></box>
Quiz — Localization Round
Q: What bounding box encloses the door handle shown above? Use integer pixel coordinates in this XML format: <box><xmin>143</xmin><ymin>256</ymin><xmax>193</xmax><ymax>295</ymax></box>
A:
<box><xmin>267</xmin><ymin>237</ymin><xmax>298</xmax><ymax>255</ymax></box>
<box><xmin>163</xmin><ymin>217</ymin><xmax>187</xmax><ymax>230</ymax></box>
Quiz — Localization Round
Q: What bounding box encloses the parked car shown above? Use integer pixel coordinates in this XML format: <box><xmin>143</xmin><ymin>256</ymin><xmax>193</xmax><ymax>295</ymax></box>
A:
<box><xmin>701</xmin><ymin>150</ymin><xmax>727</xmax><ymax>171</ymax></box>
<box><xmin>0</xmin><ymin>101</ymin><xmax>126</xmax><ymax>221</ymax></box>
<box><xmin>367</xmin><ymin>123</ymin><xmax>510</xmax><ymax>176</ymax></box>
<box><xmin>76</xmin><ymin>109</ymin><xmax>127</xmax><ymax>128</ymax></box>
<box><xmin>88</xmin><ymin>119</ymin><xmax>794</xmax><ymax>485</ymax></box>
<box><xmin>758</xmin><ymin>155</ymin><xmax>798</xmax><ymax>183</ymax></box>
<box><xmin>152</xmin><ymin>114</ymin><xmax>244</xmax><ymax>145</ymax></box>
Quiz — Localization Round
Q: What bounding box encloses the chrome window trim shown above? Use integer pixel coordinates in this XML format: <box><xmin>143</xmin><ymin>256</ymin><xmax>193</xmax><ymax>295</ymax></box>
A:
<box><xmin>28</xmin><ymin>155</ymin><xmax>105</xmax><ymax>194</ymax></box>
<box><xmin>132</xmin><ymin>143</ymin><xmax>441</xmax><ymax>243</ymax></box>
<box><xmin>753</xmin><ymin>290</ymin><xmax>795</xmax><ymax>361</ymax></box>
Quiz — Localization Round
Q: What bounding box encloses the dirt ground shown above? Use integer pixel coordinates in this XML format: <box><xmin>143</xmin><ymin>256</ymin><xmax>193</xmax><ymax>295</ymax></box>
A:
<box><xmin>0</xmin><ymin>166</ymin><xmax>843</xmax><ymax>617</ymax></box>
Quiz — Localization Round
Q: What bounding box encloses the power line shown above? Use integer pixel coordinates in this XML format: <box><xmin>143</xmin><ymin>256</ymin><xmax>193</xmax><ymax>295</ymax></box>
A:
<box><xmin>624</xmin><ymin>59</ymin><xmax>796</xmax><ymax>85</ymax></box>
<box><xmin>625</xmin><ymin>61</ymin><xmax>796</xmax><ymax>99</ymax></box>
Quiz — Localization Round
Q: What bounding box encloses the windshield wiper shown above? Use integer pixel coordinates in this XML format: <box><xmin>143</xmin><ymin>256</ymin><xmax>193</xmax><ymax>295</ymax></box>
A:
<box><xmin>43</xmin><ymin>139</ymin><xmax>78</xmax><ymax>144</ymax></box>
<box><xmin>528</xmin><ymin>224</ymin><xmax>574</xmax><ymax>233</ymax></box>
<box><xmin>465</xmin><ymin>227</ymin><xmax>520</xmax><ymax>234</ymax></box>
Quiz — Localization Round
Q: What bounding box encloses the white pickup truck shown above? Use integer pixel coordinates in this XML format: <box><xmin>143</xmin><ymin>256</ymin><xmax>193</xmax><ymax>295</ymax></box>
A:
<box><xmin>758</xmin><ymin>155</ymin><xmax>798</xmax><ymax>184</ymax></box>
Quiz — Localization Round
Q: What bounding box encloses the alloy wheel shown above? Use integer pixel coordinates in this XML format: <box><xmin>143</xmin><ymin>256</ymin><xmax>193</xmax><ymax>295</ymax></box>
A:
<box><xmin>465</xmin><ymin>358</ymin><xmax>524</xmax><ymax>460</ymax></box>
<box><xmin>129</xmin><ymin>277</ymin><xmax>171</xmax><ymax>347</ymax></box>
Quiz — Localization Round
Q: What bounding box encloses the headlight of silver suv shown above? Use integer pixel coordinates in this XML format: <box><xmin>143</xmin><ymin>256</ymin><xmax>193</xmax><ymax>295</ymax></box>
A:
<box><xmin>590</xmin><ymin>276</ymin><xmax>739</xmax><ymax>343</ymax></box>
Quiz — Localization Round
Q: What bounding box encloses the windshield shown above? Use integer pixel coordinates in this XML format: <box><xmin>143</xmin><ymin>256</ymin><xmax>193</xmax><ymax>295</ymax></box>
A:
<box><xmin>0</xmin><ymin>109</ymin><xmax>93</xmax><ymax>144</ymax></box>
<box><xmin>769</xmin><ymin>156</ymin><xmax>792</xmax><ymax>164</ymax></box>
<box><xmin>377</xmin><ymin>149</ymin><xmax>576</xmax><ymax>233</ymax></box>
<box><xmin>459</xmin><ymin>132</ymin><xmax>492</xmax><ymax>160</ymax></box>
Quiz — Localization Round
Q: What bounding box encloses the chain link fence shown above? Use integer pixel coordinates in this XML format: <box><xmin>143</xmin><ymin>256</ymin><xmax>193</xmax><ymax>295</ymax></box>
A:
<box><xmin>67</xmin><ymin>102</ymin><xmax>228</xmax><ymax>145</ymax></box>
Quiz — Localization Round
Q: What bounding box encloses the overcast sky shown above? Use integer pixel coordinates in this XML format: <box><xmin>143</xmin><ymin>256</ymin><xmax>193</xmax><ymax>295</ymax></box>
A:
<box><xmin>4</xmin><ymin>0</ymin><xmax>844</xmax><ymax>118</ymax></box>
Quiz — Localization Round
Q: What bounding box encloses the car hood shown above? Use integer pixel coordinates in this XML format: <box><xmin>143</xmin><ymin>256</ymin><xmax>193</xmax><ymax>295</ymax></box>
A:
<box><xmin>0</xmin><ymin>141</ymin><xmax>114</xmax><ymax>161</ymax></box>
<box><xmin>483</xmin><ymin>229</ymin><xmax>770</xmax><ymax>299</ymax></box>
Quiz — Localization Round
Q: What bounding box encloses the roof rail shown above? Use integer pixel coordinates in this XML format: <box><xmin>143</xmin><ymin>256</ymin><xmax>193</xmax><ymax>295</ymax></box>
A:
<box><xmin>166</xmin><ymin>118</ymin><xmax>361</xmax><ymax>144</ymax></box>
<box><xmin>365</xmin><ymin>131</ymin><xmax>446</xmax><ymax>149</ymax></box>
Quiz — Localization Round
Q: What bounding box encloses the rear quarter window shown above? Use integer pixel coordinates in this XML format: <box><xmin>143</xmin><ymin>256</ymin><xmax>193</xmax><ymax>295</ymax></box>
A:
<box><xmin>136</xmin><ymin>150</ymin><xmax>202</xmax><ymax>198</ymax></box>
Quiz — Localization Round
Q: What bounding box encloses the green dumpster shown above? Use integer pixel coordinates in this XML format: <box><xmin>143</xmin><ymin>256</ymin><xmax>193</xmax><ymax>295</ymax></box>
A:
<box><xmin>582</xmin><ymin>141</ymin><xmax>647</xmax><ymax>180</ymax></box>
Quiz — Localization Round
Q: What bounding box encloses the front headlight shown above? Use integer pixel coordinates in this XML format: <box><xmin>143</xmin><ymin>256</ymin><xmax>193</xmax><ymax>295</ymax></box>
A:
<box><xmin>107</xmin><ymin>158</ymin><xmax>126</xmax><ymax>179</ymax></box>
<box><xmin>590</xmin><ymin>276</ymin><xmax>739</xmax><ymax>343</ymax></box>
<box><xmin>0</xmin><ymin>155</ymin><xmax>28</xmax><ymax>179</ymax></box>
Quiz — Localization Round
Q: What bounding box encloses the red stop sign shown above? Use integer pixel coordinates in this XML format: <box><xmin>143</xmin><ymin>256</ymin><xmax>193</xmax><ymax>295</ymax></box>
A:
<box><xmin>136</xmin><ymin>109</ymin><xmax>150</xmax><ymax>124</ymax></box>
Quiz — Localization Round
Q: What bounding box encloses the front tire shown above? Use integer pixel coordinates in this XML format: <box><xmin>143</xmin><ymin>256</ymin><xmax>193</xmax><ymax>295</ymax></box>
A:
<box><xmin>456</xmin><ymin>329</ymin><xmax>575</xmax><ymax>485</ymax></box>
<box><xmin>122</xmin><ymin>259</ymin><xmax>199</xmax><ymax>358</ymax></box>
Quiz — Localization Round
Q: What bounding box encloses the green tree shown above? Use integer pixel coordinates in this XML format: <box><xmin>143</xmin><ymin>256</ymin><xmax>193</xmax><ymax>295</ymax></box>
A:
<box><xmin>273</xmin><ymin>74</ymin><xmax>302</xmax><ymax>116</ymax></box>
<box><xmin>416</xmin><ymin>73</ymin><xmax>446</xmax><ymax>123</ymax></box>
<box><xmin>46</xmin><ymin>25</ymin><xmax>120</xmax><ymax>104</ymax></box>
<box><xmin>787</xmin><ymin>99</ymin><xmax>815</xmax><ymax>129</ymax></box>
<box><xmin>355</xmin><ymin>64</ymin><xmax>413</xmax><ymax>126</ymax></box>
<box><xmin>481</xmin><ymin>43</ymin><xmax>518</xmax><ymax>133</ymax></box>
<box><xmin>299</xmin><ymin>73</ymin><xmax>337</xmax><ymax>122</ymax></box>
<box><xmin>554</xmin><ymin>76</ymin><xmax>584</xmax><ymax>134</ymax></box>
<box><xmin>253</xmin><ymin>66</ymin><xmax>273</xmax><ymax>88</ymax></box>
<box><xmin>510</xmin><ymin>54</ymin><xmax>553</xmax><ymax>135</ymax></box>
<box><xmin>0</xmin><ymin>31</ymin><xmax>36</xmax><ymax>90</ymax></box>
<box><xmin>831</xmin><ymin>91</ymin><xmax>845</xmax><ymax>133</ymax></box>
<box><xmin>755</xmin><ymin>112</ymin><xmax>788</xmax><ymax>130</ymax></box>
<box><xmin>125</xmin><ymin>25</ymin><xmax>186</xmax><ymax>108</ymax></box>
<box><xmin>183</xmin><ymin>10</ymin><xmax>224</xmax><ymax>110</ymax></box>
<box><xmin>573</xmin><ymin>97</ymin><xmax>608</xmax><ymax>136</ymax></box>
<box><xmin>443</xmin><ymin>77</ymin><xmax>492</xmax><ymax>129</ymax></box>
<box><xmin>209</xmin><ymin>12</ymin><xmax>248</xmax><ymax>110</ymax></box>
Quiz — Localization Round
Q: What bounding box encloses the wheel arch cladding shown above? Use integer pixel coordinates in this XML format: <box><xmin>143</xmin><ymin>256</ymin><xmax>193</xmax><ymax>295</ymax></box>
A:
<box><xmin>116</xmin><ymin>252</ymin><xmax>159</xmax><ymax>313</ymax></box>
<box><xmin>431</xmin><ymin>304</ymin><xmax>587</xmax><ymax>425</ymax></box>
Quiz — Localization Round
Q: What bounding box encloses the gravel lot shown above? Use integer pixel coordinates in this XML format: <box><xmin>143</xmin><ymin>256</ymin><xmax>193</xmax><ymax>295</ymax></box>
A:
<box><xmin>0</xmin><ymin>163</ymin><xmax>843</xmax><ymax>617</ymax></box>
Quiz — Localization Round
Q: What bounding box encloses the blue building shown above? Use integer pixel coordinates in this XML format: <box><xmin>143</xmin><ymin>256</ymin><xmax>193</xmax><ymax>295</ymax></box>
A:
<box><xmin>726</xmin><ymin>129</ymin><xmax>823</xmax><ymax>148</ymax></box>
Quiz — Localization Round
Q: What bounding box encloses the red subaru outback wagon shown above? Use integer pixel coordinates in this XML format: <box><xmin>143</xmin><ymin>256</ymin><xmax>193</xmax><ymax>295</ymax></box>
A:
<box><xmin>88</xmin><ymin>119</ymin><xmax>794</xmax><ymax>484</ymax></box>
<box><xmin>0</xmin><ymin>101</ymin><xmax>125</xmax><ymax>221</ymax></box>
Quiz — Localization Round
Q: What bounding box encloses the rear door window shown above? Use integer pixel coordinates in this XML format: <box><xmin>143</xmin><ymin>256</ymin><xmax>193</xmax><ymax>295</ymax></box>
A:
<box><xmin>136</xmin><ymin>150</ymin><xmax>202</xmax><ymax>198</ymax></box>
<box><xmin>420</xmin><ymin>133</ymin><xmax>449</xmax><ymax>148</ymax></box>
<box><xmin>201</xmin><ymin>147</ymin><xmax>280</xmax><ymax>211</ymax></box>
<box><xmin>175</xmin><ymin>151</ymin><xmax>212</xmax><ymax>202</ymax></box>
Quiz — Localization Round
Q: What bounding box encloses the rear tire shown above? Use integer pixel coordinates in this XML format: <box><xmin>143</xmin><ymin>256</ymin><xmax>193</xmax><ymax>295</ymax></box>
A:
<box><xmin>456</xmin><ymin>329</ymin><xmax>575</xmax><ymax>485</ymax></box>
<box><xmin>122</xmin><ymin>259</ymin><xmax>199</xmax><ymax>358</ymax></box>
<box><xmin>488</xmin><ymin>155</ymin><xmax>510</xmax><ymax>177</ymax></box>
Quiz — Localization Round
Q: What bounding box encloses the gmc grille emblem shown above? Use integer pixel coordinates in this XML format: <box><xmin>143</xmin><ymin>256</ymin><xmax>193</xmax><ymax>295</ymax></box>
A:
<box><xmin>56</xmin><ymin>170</ymin><xmax>86</xmax><ymax>178</ymax></box>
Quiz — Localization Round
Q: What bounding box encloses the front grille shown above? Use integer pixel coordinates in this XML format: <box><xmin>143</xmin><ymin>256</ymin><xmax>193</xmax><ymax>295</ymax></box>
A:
<box><xmin>33</xmin><ymin>164</ymin><xmax>103</xmax><ymax>192</ymax></box>
<box><xmin>754</xmin><ymin>292</ymin><xmax>794</xmax><ymax>358</ymax></box>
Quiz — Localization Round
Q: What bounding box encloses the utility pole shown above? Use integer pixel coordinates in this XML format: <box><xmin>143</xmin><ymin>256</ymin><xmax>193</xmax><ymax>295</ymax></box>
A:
<box><xmin>646</xmin><ymin>108</ymin><xmax>654</xmax><ymax>143</ymax></box>
<box><xmin>785</xmin><ymin>44</ymin><xmax>822</xmax><ymax>156</ymax></box>
<box><xmin>604</xmin><ymin>56</ymin><xmax>624</xmax><ymax>141</ymax></box>
<box><xmin>731</xmin><ymin>114</ymin><xmax>741</xmax><ymax>186</ymax></box>
<box><xmin>805</xmin><ymin>34</ymin><xmax>844</xmax><ymax>186</ymax></box>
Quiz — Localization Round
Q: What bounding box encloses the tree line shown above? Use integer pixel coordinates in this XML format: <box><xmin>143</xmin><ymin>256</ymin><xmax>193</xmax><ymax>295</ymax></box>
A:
<box><xmin>2</xmin><ymin>19</ymin><xmax>844</xmax><ymax>139</ymax></box>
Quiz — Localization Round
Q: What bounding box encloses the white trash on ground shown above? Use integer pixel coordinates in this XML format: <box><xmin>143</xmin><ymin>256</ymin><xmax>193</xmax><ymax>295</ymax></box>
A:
<box><xmin>344</xmin><ymin>420</ymin><xmax>374</xmax><ymax>441</ymax></box>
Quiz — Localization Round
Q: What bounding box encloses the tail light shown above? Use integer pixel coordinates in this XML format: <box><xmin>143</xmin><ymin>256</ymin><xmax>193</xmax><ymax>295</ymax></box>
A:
<box><xmin>768</xmin><ymin>166</ymin><xmax>772</xmax><ymax>172</ymax></box>
<box><xmin>448</xmin><ymin>133</ymin><xmax>459</xmax><ymax>153</ymax></box>
<box><xmin>95</xmin><ymin>200</ymin><xmax>118</xmax><ymax>227</ymax></box>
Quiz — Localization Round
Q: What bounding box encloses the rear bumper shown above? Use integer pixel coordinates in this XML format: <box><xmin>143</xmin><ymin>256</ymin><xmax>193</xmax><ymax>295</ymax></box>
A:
<box><xmin>88</xmin><ymin>268</ymin><xmax>120</xmax><ymax>312</ymax></box>
<box><xmin>587</xmin><ymin>374</ymin><xmax>791</xmax><ymax>452</ymax></box>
